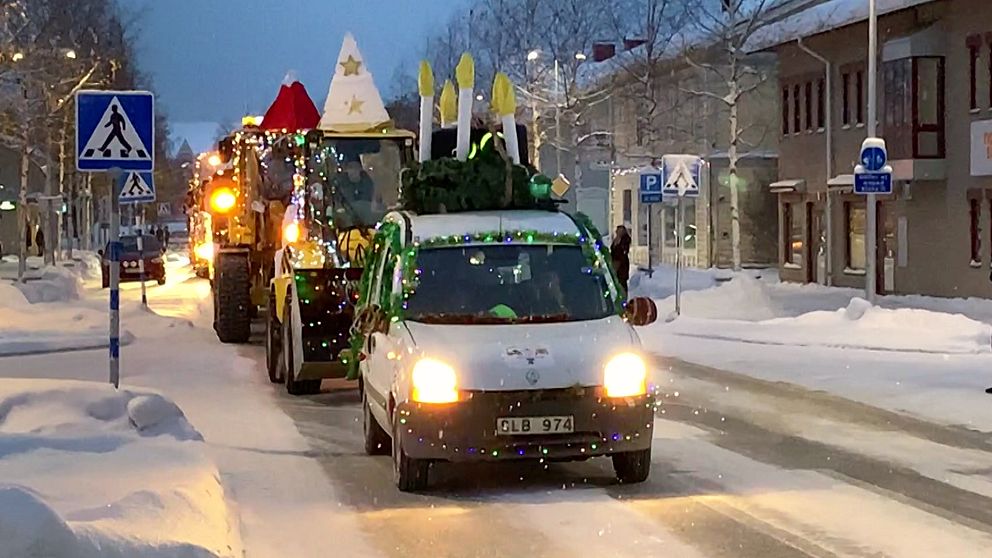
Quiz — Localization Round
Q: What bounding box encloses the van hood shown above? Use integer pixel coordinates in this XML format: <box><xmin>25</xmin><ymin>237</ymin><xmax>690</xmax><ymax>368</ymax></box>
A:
<box><xmin>404</xmin><ymin>316</ymin><xmax>640</xmax><ymax>391</ymax></box>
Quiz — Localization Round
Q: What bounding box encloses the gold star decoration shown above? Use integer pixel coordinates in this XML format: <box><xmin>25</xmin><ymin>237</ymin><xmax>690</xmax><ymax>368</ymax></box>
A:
<box><xmin>340</xmin><ymin>55</ymin><xmax>362</xmax><ymax>76</ymax></box>
<box><xmin>347</xmin><ymin>96</ymin><xmax>365</xmax><ymax>114</ymax></box>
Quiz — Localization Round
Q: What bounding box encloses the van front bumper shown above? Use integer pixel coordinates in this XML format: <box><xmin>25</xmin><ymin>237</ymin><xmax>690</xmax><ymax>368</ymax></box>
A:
<box><xmin>394</xmin><ymin>387</ymin><xmax>654</xmax><ymax>462</ymax></box>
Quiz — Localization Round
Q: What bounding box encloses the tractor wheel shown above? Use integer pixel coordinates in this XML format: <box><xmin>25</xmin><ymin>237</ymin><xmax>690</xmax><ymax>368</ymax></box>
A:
<box><xmin>265</xmin><ymin>290</ymin><xmax>283</xmax><ymax>384</ymax></box>
<box><xmin>283</xmin><ymin>296</ymin><xmax>321</xmax><ymax>396</ymax></box>
<box><xmin>213</xmin><ymin>253</ymin><xmax>251</xmax><ymax>344</ymax></box>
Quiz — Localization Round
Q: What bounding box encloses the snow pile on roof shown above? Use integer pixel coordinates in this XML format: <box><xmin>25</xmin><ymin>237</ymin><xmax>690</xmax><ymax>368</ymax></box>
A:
<box><xmin>746</xmin><ymin>0</ymin><xmax>934</xmax><ymax>52</ymax></box>
<box><xmin>0</xmin><ymin>379</ymin><xmax>241</xmax><ymax>557</ymax></box>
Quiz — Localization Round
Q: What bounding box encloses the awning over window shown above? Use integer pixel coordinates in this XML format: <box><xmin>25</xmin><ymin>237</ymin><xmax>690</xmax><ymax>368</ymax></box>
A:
<box><xmin>827</xmin><ymin>174</ymin><xmax>855</xmax><ymax>188</ymax></box>
<box><xmin>769</xmin><ymin>179</ymin><xmax>805</xmax><ymax>193</ymax></box>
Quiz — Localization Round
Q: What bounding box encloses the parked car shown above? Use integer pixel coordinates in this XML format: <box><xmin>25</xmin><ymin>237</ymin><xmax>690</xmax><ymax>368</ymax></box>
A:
<box><xmin>99</xmin><ymin>235</ymin><xmax>166</xmax><ymax>288</ymax></box>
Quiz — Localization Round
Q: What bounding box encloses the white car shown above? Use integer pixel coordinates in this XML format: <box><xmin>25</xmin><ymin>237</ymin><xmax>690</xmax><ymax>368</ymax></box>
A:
<box><xmin>357</xmin><ymin>209</ymin><xmax>659</xmax><ymax>491</ymax></box>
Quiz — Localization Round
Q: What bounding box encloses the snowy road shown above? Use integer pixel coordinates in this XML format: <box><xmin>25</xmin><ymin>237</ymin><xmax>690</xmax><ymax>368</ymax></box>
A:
<box><xmin>5</xmin><ymin>263</ymin><xmax>992</xmax><ymax>557</ymax></box>
<box><xmin>251</xmin><ymin>336</ymin><xmax>992</xmax><ymax>557</ymax></box>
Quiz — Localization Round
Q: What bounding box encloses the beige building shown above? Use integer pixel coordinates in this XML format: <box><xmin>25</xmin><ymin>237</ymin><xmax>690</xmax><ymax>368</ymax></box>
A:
<box><xmin>589</xmin><ymin>46</ymin><xmax>780</xmax><ymax>270</ymax></box>
<box><xmin>764</xmin><ymin>0</ymin><xmax>992</xmax><ymax>297</ymax></box>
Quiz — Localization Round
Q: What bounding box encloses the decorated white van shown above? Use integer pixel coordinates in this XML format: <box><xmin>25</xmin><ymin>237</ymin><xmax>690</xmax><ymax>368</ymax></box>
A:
<box><xmin>350</xmin><ymin>208</ymin><xmax>659</xmax><ymax>491</ymax></box>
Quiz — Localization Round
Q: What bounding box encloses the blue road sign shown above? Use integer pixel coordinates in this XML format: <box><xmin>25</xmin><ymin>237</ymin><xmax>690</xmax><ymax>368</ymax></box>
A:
<box><xmin>640</xmin><ymin>172</ymin><xmax>664</xmax><ymax>204</ymax></box>
<box><xmin>118</xmin><ymin>171</ymin><xmax>156</xmax><ymax>204</ymax></box>
<box><xmin>860</xmin><ymin>146</ymin><xmax>887</xmax><ymax>172</ymax></box>
<box><xmin>76</xmin><ymin>90</ymin><xmax>154</xmax><ymax>172</ymax></box>
<box><xmin>854</xmin><ymin>172</ymin><xmax>892</xmax><ymax>194</ymax></box>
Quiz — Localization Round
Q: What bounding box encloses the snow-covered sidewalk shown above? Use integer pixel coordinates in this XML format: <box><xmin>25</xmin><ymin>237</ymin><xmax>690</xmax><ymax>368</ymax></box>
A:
<box><xmin>633</xmin><ymin>266</ymin><xmax>992</xmax><ymax>433</ymax></box>
<box><xmin>0</xmin><ymin>255</ymin><xmax>375</xmax><ymax>557</ymax></box>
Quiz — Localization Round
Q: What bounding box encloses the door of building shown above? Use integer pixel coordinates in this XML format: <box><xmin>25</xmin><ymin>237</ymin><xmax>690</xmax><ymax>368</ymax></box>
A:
<box><xmin>877</xmin><ymin>201</ymin><xmax>896</xmax><ymax>295</ymax></box>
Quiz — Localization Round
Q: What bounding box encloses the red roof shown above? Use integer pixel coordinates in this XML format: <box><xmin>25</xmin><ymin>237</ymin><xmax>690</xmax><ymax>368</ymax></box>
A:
<box><xmin>261</xmin><ymin>81</ymin><xmax>320</xmax><ymax>131</ymax></box>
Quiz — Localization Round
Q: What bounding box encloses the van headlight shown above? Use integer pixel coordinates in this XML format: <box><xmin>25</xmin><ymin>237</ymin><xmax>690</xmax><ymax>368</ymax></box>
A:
<box><xmin>411</xmin><ymin>358</ymin><xmax>459</xmax><ymax>404</ymax></box>
<box><xmin>603</xmin><ymin>352</ymin><xmax>647</xmax><ymax>398</ymax></box>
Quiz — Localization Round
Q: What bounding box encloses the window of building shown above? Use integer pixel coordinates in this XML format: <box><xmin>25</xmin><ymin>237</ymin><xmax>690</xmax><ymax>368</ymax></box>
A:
<box><xmin>793</xmin><ymin>84</ymin><xmax>801</xmax><ymax>133</ymax></box>
<box><xmin>663</xmin><ymin>204</ymin><xmax>678</xmax><ymax>249</ymax></box>
<box><xmin>782</xmin><ymin>203</ymin><xmax>792</xmax><ymax>264</ymax></box>
<box><xmin>846</xmin><ymin>202</ymin><xmax>867</xmax><ymax>270</ymax></box>
<box><xmin>637</xmin><ymin>203</ymin><xmax>649</xmax><ymax>245</ymax></box>
<box><xmin>805</xmin><ymin>81</ymin><xmax>813</xmax><ymax>131</ymax></box>
<box><xmin>970</xmin><ymin>197</ymin><xmax>982</xmax><ymax>265</ymax></box>
<box><xmin>817</xmin><ymin>78</ymin><xmax>826</xmax><ymax>130</ymax></box>
<box><xmin>782</xmin><ymin>87</ymin><xmax>790</xmax><ymax>135</ymax></box>
<box><xmin>842</xmin><ymin>71</ymin><xmax>851</xmax><ymax>126</ymax></box>
<box><xmin>882</xmin><ymin>57</ymin><xmax>945</xmax><ymax>159</ymax></box>
<box><xmin>661</xmin><ymin>200</ymin><xmax>697</xmax><ymax>251</ymax></box>
<box><xmin>855</xmin><ymin>70</ymin><xmax>865</xmax><ymax>125</ymax></box>
<box><xmin>622</xmin><ymin>190</ymin><xmax>632</xmax><ymax>224</ymax></box>
<box><xmin>968</xmin><ymin>35</ymin><xmax>981</xmax><ymax>111</ymax></box>
<box><xmin>988</xmin><ymin>38</ymin><xmax>992</xmax><ymax>108</ymax></box>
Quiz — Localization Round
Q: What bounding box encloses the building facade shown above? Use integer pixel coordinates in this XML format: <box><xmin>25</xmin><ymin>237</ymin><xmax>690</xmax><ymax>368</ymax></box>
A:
<box><xmin>769</xmin><ymin>0</ymin><xmax>992</xmax><ymax>298</ymax></box>
<box><xmin>588</xmin><ymin>48</ymin><xmax>780</xmax><ymax>269</ymax></box>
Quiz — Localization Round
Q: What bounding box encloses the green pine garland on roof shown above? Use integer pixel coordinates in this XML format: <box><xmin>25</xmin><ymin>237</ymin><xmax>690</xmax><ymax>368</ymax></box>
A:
<box><xmin>400</xmin><ymin>133</ymin><xmax>553</xmax><ymax>214</ymax></box>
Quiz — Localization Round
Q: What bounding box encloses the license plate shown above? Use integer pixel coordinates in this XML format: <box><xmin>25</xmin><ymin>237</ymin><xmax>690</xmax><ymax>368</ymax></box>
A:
<box><xmin>496</xmin><ymin>416</ymin><xmax>574</xmax><ymax>435</ymax></box>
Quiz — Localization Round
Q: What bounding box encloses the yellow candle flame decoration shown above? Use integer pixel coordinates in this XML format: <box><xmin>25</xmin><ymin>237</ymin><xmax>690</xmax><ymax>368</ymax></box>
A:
<box><xmin>492</xmin><ymin>73</ymin><xmax>516</xmax><ymax>116</ymax></box>
<box><xmin>439</xmin><ymin>80</ymin><xmax>457</xmax><ymax>125</ymax></box>
<box><xmin>455</xmin><ymin>53</ymin><xmax>475</xmax><ymax>90</ymax></box>
<box><xmin>418</xmin><ymin>60</ymin><xmax>434</xmax><ymax>97</ymax></box>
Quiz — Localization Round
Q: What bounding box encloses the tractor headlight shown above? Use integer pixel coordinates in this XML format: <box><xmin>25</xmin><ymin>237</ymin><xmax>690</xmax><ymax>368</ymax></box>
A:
<box><xmin>194</xmin><ymin>241</ymin><xmax>214</xmax><ymax>262</ymax></box>
<box><xmin>283</xmin><ymin>221</ymin><xmax>302</xmax><ymax>244</ymax></box>
<box><xmin>209</xmin><ymin>187</ymin><xmax>236</xmax><ymax>214</ymax></box>
<box><xmin>603</xmin><ymin>352</ymin><xmax>647</xmax><ymax>398</ymax></box>
<box><xmin>411</xmin><ymin>358</ymin><xmax>458</xmax><ymax>404</ymax></box>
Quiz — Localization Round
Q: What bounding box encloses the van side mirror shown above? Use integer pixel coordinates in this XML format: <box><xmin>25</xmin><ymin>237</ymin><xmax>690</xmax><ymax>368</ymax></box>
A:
<box><xmin>97</xmin><ymin>249</ymin><xmax>104</xmax><ymax>257</ymax></box>
<box><xmin>624</xmin><ymin>297</ymin><xmax>658</xmax><ymax>326</ymax></box>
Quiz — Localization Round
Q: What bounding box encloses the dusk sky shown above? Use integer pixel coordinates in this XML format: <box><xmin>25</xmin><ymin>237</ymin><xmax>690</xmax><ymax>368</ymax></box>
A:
<box><xmin>120</xmin><ymin>0</ymin><xmax>467</xmax><ymax>152</ymax></box>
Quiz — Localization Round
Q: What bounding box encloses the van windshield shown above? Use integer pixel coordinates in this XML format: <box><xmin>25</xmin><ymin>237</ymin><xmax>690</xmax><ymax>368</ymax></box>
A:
<box><xmin>404</xmin><ymin>244</ymin><xmax>616</xmax><ymax>325</ymax></box>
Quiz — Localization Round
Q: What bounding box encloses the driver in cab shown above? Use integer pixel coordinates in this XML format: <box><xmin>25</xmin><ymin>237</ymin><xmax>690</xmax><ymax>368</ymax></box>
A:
<box><xmin>332</xmin><ymin>160</ymin><xmax>377</xmax><ymax>226</ymax></box>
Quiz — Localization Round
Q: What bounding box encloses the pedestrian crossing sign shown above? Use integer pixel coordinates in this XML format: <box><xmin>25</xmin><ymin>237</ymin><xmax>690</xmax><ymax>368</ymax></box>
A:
<box><xmin>76</xmin><ymin>90</ymin><xmax>154</xmax><ymax>172</ymax></box>
<box><xmin>118</xmin><ymin>171</ymin><xmax>156</xmax><ymax>204</ymax></box>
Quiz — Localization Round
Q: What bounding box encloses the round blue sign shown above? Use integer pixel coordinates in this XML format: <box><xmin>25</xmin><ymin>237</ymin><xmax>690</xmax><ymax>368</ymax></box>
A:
<box><xmin>861</xmin><ymin>146</ymin><xmax>887</xmax><ymax>172</ymax></box>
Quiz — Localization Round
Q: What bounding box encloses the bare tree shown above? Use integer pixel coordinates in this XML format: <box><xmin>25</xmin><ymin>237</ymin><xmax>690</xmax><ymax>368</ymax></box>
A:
<box><xmin>681</xmin><ymin>0</ymin><xmax>776</xmax><ymax>271</ymax></box>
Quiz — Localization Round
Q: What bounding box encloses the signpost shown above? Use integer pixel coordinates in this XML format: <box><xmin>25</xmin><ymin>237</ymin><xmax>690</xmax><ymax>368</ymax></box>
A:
<box><xmin>662</xmin><ymin>155</ymin><xmax>701</xmax><ymax>319</ymax></box>
<box><xmin>76</xmin><ymin>90</ymin><xmax>155</xmax><ymax>388</ymax></box>
<box><xmin>854</xmin><ymin>136</ymin><xmax>891</xmax><ymax>303</ymax></box>
<box><xmin>639</xmin><ymin>170</ymin><xmax>664</xmax><ymax>277</ymax></box>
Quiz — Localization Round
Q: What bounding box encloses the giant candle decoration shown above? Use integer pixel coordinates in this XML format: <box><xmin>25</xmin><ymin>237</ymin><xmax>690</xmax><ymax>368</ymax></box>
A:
<box><xmin>439</xmin><ymin>80</ymin><xmax>457</xmax><ymax>128</ymax></box>
<box><xmin>418</xmin><ymin>60</ymin><xmax>435</xmax><ymax>163</ymax></box>
<box><xmin>492</xmin><ymin>72</ymin><xmax>521</xmax><ymax>165</ymax></box>
<box><xmin>455</xmin><ymin>53</ymin><xmax>475</xmax><ymax>160</ymax></box>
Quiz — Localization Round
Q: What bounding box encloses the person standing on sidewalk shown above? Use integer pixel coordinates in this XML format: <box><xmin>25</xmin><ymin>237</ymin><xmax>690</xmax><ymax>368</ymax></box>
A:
<box><xmin>611</xmin><ymin>225</ymin><xmax>631</xmax><ymax>297</ymax></box>
<box><xmin>34</xmin><ymin>226</ymin><xmax>45</xmax><ymax>257</ymax></box>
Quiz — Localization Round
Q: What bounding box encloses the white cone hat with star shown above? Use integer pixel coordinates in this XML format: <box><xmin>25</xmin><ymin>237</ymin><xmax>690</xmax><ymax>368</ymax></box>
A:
<box><xmin>318</xmin><ymin>32</ymin><xmax>392</xmax><ymax>132</ymax></box>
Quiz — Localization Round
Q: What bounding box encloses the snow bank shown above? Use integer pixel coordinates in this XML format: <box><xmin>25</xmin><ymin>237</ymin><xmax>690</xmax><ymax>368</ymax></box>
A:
<box><xmin>648</xmin><ymin>275</ymin><xmax>783</xmax><ymax>321</ymax></box>
<box><xmin>648</xmin><ymin>296</ymin><xmax>992</xmax><ymax>355</ymax></box>
<box><xmin>0</xmin><ymin>379</ymin><xmax>241</xmax><ymax>557</ymax></box>
<box><xmin>0</xmin><ymin>296</ymin><xmax>134</xmax><ymax>357</ymax></box>
<box><xmin>13</xmin><ymin>266</ymin><xmax>82</xmax><ymax>303</ymax></box>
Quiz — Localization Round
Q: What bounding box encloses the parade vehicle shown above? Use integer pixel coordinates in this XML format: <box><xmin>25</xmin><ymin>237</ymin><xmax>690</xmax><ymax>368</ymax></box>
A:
<box><xmin>262</xmin><ymin>34</ymin><xmax>416</xmax><ymax>395</ymax></box>
<box><xmin>343</xmin><ymin>56</ymin><xmax>659</xmax><ymax>490</ymax></box>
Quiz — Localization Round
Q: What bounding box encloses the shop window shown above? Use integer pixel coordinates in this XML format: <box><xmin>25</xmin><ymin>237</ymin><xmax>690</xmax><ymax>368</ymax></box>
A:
<box><xmin>663</xmin><ymin>204</ymin><xmax>678</xmax><ymax>249</ymax></box>
<box><xmin>817</xmin><ymin>78</ymin><xmax>825</xmax><ymax>130</ymax></box>
<box><xmin>842</xmin><ymin>71</ymin><xmax>851</xmax><ymax>126</ymax></box>
<box><xmin>783</xmin><ymin>203</ymin><xmax>804</xmax><ymax>266</ymax></box>
<box><xmin>637</xmin><ymin>203</ymin><xmax>648</xmax><ymax>245</ymax></box>
<box><xmin>662</xmin><ymin>200</ymin><xmax>697</xmax><ymax>251</ymax></box>
<box><xmin>846</xmin><ymin>202</ymin><xmax>866</xmax><ymax>270</ymax></box>
<box><xmin>683</xmin><ymin>198</ymin><xmax>697</xmax><ymax>250</ymax></box>
<box><xmin>805</xmin><ymin>81</ymin><xmax>813</xmax><ymax>131</ymax></box>
<box><xmin>782</xmin><ymin>87</ymin><xmax>790</xmax><ymax>135</ymax></box>
<box><xmin>970</xmin><ymin>196</ymin><xmax>982</xmax><ymax>265</ymax></box>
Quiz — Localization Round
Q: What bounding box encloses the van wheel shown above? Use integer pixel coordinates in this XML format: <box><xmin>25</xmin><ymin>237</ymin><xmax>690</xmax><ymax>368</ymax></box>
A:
<box><xmin>612</xmin><ymin>448</ymin><xmax>651</xmax><ymax>484</ymax></box>
<box><xmin>393</xmin><ymin>420</ymin><xmax>430</xmax><ymax>492</ymax></box>
<box><xmin>363</xmin><ymin>385</ymin><xmax>390</xmax><ymax>455</ymax></box>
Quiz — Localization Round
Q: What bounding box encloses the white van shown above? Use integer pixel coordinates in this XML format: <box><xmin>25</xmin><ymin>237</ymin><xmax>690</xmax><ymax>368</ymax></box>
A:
<box><xmin>356</xmin><ymin>209</ymin><xmax>659</xmax><ymax>491</ymax></box>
